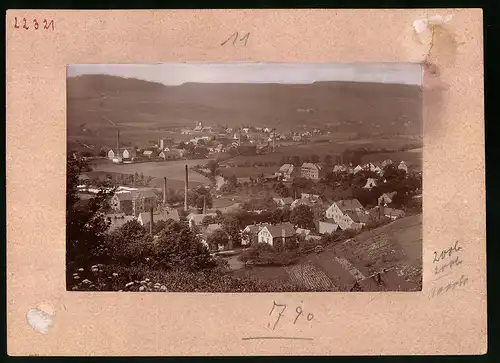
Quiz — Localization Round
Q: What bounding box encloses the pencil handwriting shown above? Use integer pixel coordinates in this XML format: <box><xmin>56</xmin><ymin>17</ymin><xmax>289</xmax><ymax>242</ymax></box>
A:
<box><xmin>221</xmin><ymin>32</ymin><xmax>250</xmax><ymax>47</ymax></box>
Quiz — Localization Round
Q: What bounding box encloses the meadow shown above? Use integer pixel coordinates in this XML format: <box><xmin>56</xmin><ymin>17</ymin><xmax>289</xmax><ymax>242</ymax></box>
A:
<box><xmin>90</xmin><ymin>159</ymin><xmax>213</xmax><ymax>188</ymax></box>
<box><xmin>228</xmin><ymin>137</ymin><xmax>422</xmax><ymax>166</ymax></box>
<box><xmin>218</xmin><ymin>166</ymin><xmax>278</xmax><ymax>178</ymax></box>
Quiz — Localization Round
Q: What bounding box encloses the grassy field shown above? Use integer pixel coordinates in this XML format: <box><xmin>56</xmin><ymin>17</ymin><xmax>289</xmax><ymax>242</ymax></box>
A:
<box><xmin>90</xmin><ymin>159</ymin><xmax>213</xmax><ymax>186</ymax></box>
<box><xmin>228</xmin><ymin>137</ymin><xmax>422</xmax><ymax>166</ymax></box>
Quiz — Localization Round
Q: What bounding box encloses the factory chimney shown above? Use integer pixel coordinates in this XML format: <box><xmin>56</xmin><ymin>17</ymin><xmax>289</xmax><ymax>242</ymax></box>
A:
<box><xmin>184</xmin><ymin>164</ymin><xmax>189</xmax><ymax>211</ymax></box>
<box><xmin>116</xmin><ymin>129</ymin><xmax>120</xmax><ymax>153</ymax></box>
<box><xmin>203</xmin><ymin>195</ymin><xmax>206</xmax><ymax>214</ymax></box>
<box><xmin>163</xmin><ymin>177</ymin><xmax>168</xmax><ymax>204</ymax></box>
<box><xmin>149</xmin><ymin>207</ymin><xmax>154</xmax><ymax>235</ymax></box>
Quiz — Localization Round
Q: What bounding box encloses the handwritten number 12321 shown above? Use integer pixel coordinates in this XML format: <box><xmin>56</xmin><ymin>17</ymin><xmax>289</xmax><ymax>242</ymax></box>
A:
<box><xmin>14</xmin><ymin>17</ymin><xmax>55</xmax><ymax>31</ymax></box>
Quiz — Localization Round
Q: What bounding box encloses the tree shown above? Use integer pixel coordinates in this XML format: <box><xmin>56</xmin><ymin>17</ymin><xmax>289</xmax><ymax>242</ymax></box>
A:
<box><xmin>292</xmin><ymin>155</ymin><xmax>301</xmax><ymax>166</ymax></box>
<box><xmin>189</xmin><ymin>187</ymin><xmax>213</xmax><ymax>211</ymax></box>
<box><xmin>221</xmin><ymin>217</ymin><xmax>241</xmax><ymax>249</ymax></box>
<box><xmin>66</xmin><ymin>154</ymin><xmax>115</xmax><ymax>286</ymax></box>
<box><xmin>202</xmin><ymin>215</ymin><xmax>216</xmax><ymax>226</ymax></box>
<box><xmin>257</xmin><ymin>173</ymin><xmax>266</xmax><ymax>185</ymax></box>
<box><xmin>206</xmin><ymin>229</ymin><xmax>229</xmax><ymax>250</ymax></box>
<box><xmin>274</xmin><ymin>182</ymin><xmax>290</xmax><ymax>197</ymax></box>
<box><xmin>228</xmin><ymin>174</ymin><xmax>238</xmax><ymax>188</ymax></box>
<box><xmin>311</xmin><ymin>154</ymin><xmax>320</xmax><ymax>163</ymax></box>
<box><xmin>106</xmin><ymin>220</ymin><xmax>152</xmax><ymax>266</ymax></box>
<box><xmin>292</xmin><ymin>177</ymin><xmax>313</xmax><ymax>193</ymax></box>
<box><xmin>289</xmin><ymin>204</ymin><xmax>315</xmax><ymax>229</ymax></box>
<box><xmin>206</xmin><ymin>160</ymin><xmax>219</xmax><ymax>177</ymax></box>
<box><xmin>154</xmin><ymin>220</ymin><xmax>217</xmax><ymax>271</ymax></box>
<box><xmin>98</xmin><ymin>149</ymin><xmax>107</xmax><ymax>157</ymax></box>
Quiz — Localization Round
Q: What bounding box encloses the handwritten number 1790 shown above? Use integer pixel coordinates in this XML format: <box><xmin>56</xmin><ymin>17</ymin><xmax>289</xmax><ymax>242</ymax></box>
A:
<box><xmin>221</xmin><ymin>32</ymin><xmax>250</xmax><ymax>46</ymax></box>
<box><xmin>269</xmin><ymin>301</ymin><xmax>287</xmax><ymax>330</ymax></box>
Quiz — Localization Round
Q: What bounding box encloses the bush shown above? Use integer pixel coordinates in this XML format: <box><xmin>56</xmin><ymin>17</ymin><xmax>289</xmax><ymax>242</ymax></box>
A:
<box><xmin>69</xmin><ymin>263</ymin><xmax>308</xmax><ymax>292</ymax></box>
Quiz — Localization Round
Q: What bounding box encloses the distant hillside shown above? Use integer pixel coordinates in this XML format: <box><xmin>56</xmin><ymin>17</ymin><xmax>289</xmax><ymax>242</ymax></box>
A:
<box><xmin>67</xmin><ymin>75</ymin><xmax>422</xmax><ymax>148</ymax></box>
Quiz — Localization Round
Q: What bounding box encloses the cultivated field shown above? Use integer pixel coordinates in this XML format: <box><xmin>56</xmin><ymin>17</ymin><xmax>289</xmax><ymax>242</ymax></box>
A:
<box><xmin>333</xmin><ymin>214</ymin><xmax>423</xmax><ymax>290</ymax></box>
<box><xmin>285</xmin><ymin>263</ymin><xmax>337</xmax><ymax>290</ymax></box>
<box><xmin>91</xmin><ymin>159</ymin><xmax>212</xmax><ymax>185</ymax></box>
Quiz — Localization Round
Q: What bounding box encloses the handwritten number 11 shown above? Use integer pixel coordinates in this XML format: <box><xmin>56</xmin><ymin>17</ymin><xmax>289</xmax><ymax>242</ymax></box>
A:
<box><xmin>221</xmin><ymin>32</ymin><xmax>250</xmax><ymax>46</ymax></box>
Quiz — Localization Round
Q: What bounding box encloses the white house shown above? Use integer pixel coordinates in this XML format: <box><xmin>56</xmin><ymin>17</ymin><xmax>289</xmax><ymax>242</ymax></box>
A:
<box><xmin>143</xmin><ymin>150</ymin><xmax>154</xmax><ymax>158</ymax></box>
<box><xmin>325</xmin><ymin>199</ymin><xmax>365</xmax><ymax>230</ymax></box>
<box><xmin>353</xmin><ymin>165</ymin><xmax>364</xmax><ymax>174</ymax></box>
<box><xmin>276</xmin><ymin>164</ymin><xmax>294</xmax><ymax>180</ymax></box>
<box><xmin>257</xmin><ymin>223</ymin><xmax>295</xmax><ymax>247</ymax></box>
<box><xmin>398</xmin><ymin>161</ymin><xmax>408</xmax><ymax>173</ymax></box>
<box><xmin>363</xmin><ymin>178</ymin><xmax>377</xmax><ymax>189</ymax></box>
<box><xmin>378</xmin><ymin>192</ymin><xmax>397</xmax><ymax>206</ymax></box>
<box><xmin>333</xmin><ymin>164</ymin><xmax>347</xmax><ymax>173</ymax></box>
<box><xmin>300</xmin><ymin>163</ymin><xmax>322</xmax><ymax>180</ymax></box>
<box><xmin>241</xmin><ymin>224</ymin><xmax>264</xmax><ymax>245</ymax></box>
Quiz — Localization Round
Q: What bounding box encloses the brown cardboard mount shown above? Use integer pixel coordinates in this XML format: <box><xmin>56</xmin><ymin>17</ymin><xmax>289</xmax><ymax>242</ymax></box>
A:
<box><xmin>6</xmin><ymin>9</ymin><xmax>485</xmax><ymax>356</ymax></box>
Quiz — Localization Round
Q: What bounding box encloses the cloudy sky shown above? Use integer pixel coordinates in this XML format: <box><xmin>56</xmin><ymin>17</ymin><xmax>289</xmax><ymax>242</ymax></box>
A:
<box><xmin>67</xmin><ymin>62</ymin><xmax>422</xmax><ymax>86</ymax></box>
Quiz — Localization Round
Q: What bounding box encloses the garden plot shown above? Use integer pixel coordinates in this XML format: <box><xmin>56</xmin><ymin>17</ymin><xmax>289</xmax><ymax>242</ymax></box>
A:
<box><xmin>285</xmin><ymin>264</ymin><xmax>337</xmax><ymax>291</ymax></box>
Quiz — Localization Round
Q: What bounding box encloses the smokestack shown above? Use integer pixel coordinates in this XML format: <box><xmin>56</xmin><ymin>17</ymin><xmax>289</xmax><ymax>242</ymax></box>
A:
<box><xmin>184</xmin><ymin>164</ymin><xmax>188</xmax><ymax>211</ymax></box>
<box><xmin>116</xmin><ymin>129</ymin><xmax>120</xmax><ymax>152</ymax></box>
<box><xmin>149</xmin><ymin>207</ymin><xmax>154</xmax><ymax>235</ymax></box>
<box><xmin>163</xmin><ymin>177</ymin><xmax>167</xmax><ymax>204</ymax></box>
<box><xmin>203</xmin><ymin>195</ymin><xmax>206</xmax><ymax>214</ymax></box>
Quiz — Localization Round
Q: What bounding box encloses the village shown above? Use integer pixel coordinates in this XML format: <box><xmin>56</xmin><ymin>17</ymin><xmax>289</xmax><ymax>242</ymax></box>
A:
<box><xmin>75</xmin><ymin>124</ymin><xmax>422</xmax><ymax>291</ymax></box>
<box><xmin>67</xmin><ymin>64</ymin><xmax>423</xmax><ymax>292</ymax></box>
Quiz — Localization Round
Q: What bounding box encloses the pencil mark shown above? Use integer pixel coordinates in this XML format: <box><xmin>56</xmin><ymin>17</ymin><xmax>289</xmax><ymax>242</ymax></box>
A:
<box><xmin>430</xmin><ymin>271</ymin><xmax>452</xmax><ymax>282</ymax></box>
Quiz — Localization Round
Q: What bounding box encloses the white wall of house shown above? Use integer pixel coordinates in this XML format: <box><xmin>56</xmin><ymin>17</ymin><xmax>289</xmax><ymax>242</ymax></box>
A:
<box><xmin>258</xmin><ymin>227</ymin><xmax>273</xmax><ymax>246</ymax></box>
<box><xmin>325</xmin><ymin>203</ymin><xmax>355</xmax><ymax>230</ymax></box>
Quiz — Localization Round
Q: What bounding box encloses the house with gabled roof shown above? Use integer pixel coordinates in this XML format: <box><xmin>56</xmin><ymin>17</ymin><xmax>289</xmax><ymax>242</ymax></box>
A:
<box><xmin>325</xmin><ymin>199</ymin><xmax>365</xmax><ymax>230</ymax></box>
<box><xmin>187</xmin><ymin>212</ymin><xmax>217</xmax><ymax>229</ymax></box>
<box><xmin>276</xmin><ymin>164</ymin><xmax>295</xmax><ymax>180</ymax></box>
<box><xmin>318</xmin><ymin>220</ymin><xmax>339</xmax><ymax>234</ymax></box>
<box><xmin>333</xmin><ymin>164</ymin><xmax>348</xmax><ymax>173</ymax></box>
<box><xmin>300</xmin><ymin>163</ymin><xmax>323</xmax><ymax>180</ymax></box>
<box><xmin>353</xmin><ymin>165</ymin><xmax>364</xmax><ymax>174</ymax></box>
<box><xmin>273</xmin><ymin>197</ymin><xmax>294</xmax><ymax>208</ymax></box>
<box><xmin>137</xmin><ymin>208</ymin><xmax>180</xmax><ymax>227</ymax></box>
<box><xmin>110</xmin><ymin>188</ymin><xmax>157</xmax><ymax>216</ymax></box>
<box><xmin>363</xmin><ymin>178</ymin><xmax>378</xmax><ymax>189</ymax></box>
<box><xmin>378</xmin><ymin>192</ymin><xmax>397</xmax><ymax>206</ymax></box>
<box><xmin>398</xmin><ymin>161</ymin><xmax>408</xmax><ymax>173</ymax></box>
<box><xmin>257</xmin><ymin>222</ymin><xmax>296</xmax><ymax>247</ymax></box>
<box><xmin>242</xmin><ymin>224</ymin><xmax>265</xmax><ymax>246</ymax></box>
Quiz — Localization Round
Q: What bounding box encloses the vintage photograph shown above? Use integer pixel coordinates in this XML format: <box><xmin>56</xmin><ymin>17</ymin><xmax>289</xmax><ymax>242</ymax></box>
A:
<box><xmin>67</xmin><ymin>62</ymin><xmax>423</xmax><ymax>292</ymax></box>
